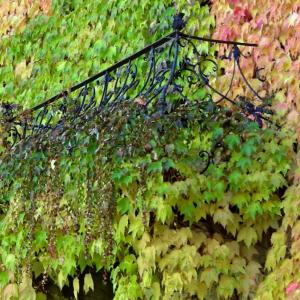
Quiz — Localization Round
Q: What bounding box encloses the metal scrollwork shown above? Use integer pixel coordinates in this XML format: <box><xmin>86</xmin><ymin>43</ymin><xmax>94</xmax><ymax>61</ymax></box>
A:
<box><xmin>5</xmin><ymin>14</ymin><xmax>271</xmax><ymax>149</ymax></box>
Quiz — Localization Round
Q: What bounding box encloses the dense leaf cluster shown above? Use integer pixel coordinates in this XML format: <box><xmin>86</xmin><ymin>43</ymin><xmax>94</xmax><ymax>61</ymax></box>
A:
<box><xmin>0</xmin><ymin>98</ymin><xmax>294</xmax><ymax>299</ymax></box>
<box><xmin>212</xmin><ymin>1</ymin><xmax>300</xmax><ymax>298</ymax></box>
<box><xmin>0</xmin><ymin>0</ymin><xmax>213</xmax><ymax>109</ymax></box>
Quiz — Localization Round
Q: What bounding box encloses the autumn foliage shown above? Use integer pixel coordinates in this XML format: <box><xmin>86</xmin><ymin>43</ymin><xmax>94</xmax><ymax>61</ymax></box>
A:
<box><xmin>212</xmin><ymin>0</ymin><xmax>300</xmax><ymax>298</ymax></box>
<box><xmin>0</xmin><ymin>0</ymin><xmax>299</xmax><ymax>300</ymax></box>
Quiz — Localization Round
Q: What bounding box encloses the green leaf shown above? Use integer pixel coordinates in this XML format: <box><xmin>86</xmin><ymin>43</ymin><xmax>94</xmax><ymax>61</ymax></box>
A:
<box><xmin>241</xmin><ymin>141</ymin><xmax>256</xmax><ymax>156</ymax></box>
<box><xmin>35</xmin><ymin>230</ymin><xmax>47</xmax><ymax>248</ymax></box>
<box><xmin>236</xmin><ymin>157</ymin><xmax>251</xmax><ymax>171</ymax></box>
<box><xmin>36</xmin><ymin>293</ymin><xmax>47</xmax><ymax>300</ymax></box>
<box><xmin>213</xmin><ymin>127</ymin><xmax>223</xmax><ymax>140</ymax></box>
<box><xmin>32</xmin><ymin>261</ymin><xmax>44</xmax><ymax>278</ymax></box>
<box><xmin>120</xmin><ymin>174</ymin><xmax>134</xmax><ymax>186</ymax></box>
<box><xmin>151</xmin><ymin>281</ymin><xmax>161</xmax><ymax>300</ymax></box>
<box><xmin>4</xmin><ymin>254</ymin><xmax>16</xmax><ymax>271</ymax></box>
<box><xmin>214</xmin><ymin>181</ymin><xmax>225</xmax><ymax>197</ymax></box>
<box><xmin>229</xmin><ymin>170</ymin><xmax>242</xmax><ymax>187</ymax></box>
<box><xmin>147</xmin><ymin>161</ymin><xmax>163</xmax><ymax>174</ymax></box>
<box><xmin>115</xmin><ymin>215</ymin><xmax>128</xmax><ymax>242</ymax></box>
<box><xmin>117</xmin><ymin>197</ymin><xmax>132</xmax><ymax>214</ymax></box>
<box><xmin>245</xmin><ymin>202</ymin><xmax>263</xmax><ymax>220</ymax></box>
<box><xmin>181</xmin><ymin>202</ymin><xmax>194</xmax><ymax>221</ymax></box>
<box><xmin>225</xmin><ymin>134</ymin><xmax>240</xmax><ymax>150</ymax></box>
<box><xmin>163</xmin><ymin>159</ymin><xmax>176</xmax><ymax>170</ymax></box>
<box><xmin>120</xmin><ymin>254</ymin><xmax>138</xmax><ymax>274</ymax></box>
<box><xmin>0</xmin><ymin>271</ymin><xmax>9</xmax><ymax>288</ymax></box>
<box><xmin>56</xmin><ymin>61</ymin><xmax>67</xmax><ymax>72</ymax></box>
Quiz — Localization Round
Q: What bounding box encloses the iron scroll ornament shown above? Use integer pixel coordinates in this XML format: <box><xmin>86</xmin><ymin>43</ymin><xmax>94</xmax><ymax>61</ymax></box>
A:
<box><xmin>4</xmin><ymin>15</ymin><xmax>270</xmax><ymax>149</ymax></box>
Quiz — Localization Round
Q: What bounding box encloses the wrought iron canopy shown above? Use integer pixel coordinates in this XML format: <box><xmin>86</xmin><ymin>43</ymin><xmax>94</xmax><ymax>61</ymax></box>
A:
<box><xmin>3</xmin><ymin>14</ymin><xmax>271</xmax><ymax>148</ymax></box>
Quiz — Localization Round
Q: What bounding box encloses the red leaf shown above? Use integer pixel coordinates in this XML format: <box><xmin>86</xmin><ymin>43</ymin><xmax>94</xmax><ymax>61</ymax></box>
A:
<box><xmin>233</xmin><ymin>6</ymin><xmax>252</xmax><ymax>23</ymax></box>
<box><xmin>218</xmin><ymin>27</ymin><xmax>237</xmax><ymax>41</ymax></box>
<box><xmin>40</xmin><ymin>0</ymin><xmax>51</xmax><ymax>14</ymax></box>
<box><xmin>227</xmin><ymin>0</ymin><xmax>239</xmax><ymax>5</ymax></box>
<box><xmin>256</xmin><ymin>18</ymin><xmax>264</xmax><ymax>29</ymax></box>
<box><xmin>286</xmin><ymin>282</ymin><xmax>299</xmax><ymax>295</ymax></box>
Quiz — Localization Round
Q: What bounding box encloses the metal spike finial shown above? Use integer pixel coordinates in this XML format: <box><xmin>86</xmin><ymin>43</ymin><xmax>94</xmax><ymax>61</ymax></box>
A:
<box><xmin>172</xmin><ymin>13</ymin><xmax>186</xmax><ymax>31</ymax></box>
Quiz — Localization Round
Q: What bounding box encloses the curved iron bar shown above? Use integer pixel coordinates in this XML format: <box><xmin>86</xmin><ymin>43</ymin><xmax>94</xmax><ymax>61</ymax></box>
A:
<box><xmin>198</xmin><ymin>150</ymin><xmax>211</xmax><ymax>174</ymax></box>
<box><xmin>177</xmin><ymin>36</ymin><xmax>236</xmax><ymax>107</ymax></box>
<box><xmin>233</xmin><ymin>45</ymin><xmax>265</xmax><ymax>102</ymax></box>
<box><xmin>4</xmin><ymin>16</ymin><xmax>274</xmax><ymax>149</ymax></box>
<box><xmin>254</xmin><ymin>67</ymin><xmax>266</xmax><ymax>82</ymax></box>
<box><xmin>177</xmin><ymin>37</ymin><xmax>272</xmax><ymax>126</ymax></box>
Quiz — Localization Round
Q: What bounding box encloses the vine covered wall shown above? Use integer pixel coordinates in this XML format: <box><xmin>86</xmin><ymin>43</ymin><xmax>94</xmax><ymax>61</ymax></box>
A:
<box><xmin>0</xmin><ymin>0</ymin><xmax>213</xmax><ymax>109</ymax></box>
<box><xmin>0</xmin><ymin>100</ymin><xmax>294</xmax><ymax>299</ymax></box>
<box><xmin>0</xmin><ymin>1</ymin><xmax>297</xmax><ymax>300</ymax></box>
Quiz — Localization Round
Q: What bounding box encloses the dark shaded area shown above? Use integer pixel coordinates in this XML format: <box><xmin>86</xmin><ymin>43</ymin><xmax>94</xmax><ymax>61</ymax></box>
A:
<box><xmin>42</xmin><ymin>269</ymin><xmax>114</xmax><ymax>300</ymax></box>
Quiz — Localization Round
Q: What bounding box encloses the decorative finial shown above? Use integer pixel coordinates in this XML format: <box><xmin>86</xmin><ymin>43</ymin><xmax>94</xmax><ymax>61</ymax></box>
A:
<box><xmin>172</xmin><ymin>13</ymin><xmax>186</xmax><ymax>31</ymax></box>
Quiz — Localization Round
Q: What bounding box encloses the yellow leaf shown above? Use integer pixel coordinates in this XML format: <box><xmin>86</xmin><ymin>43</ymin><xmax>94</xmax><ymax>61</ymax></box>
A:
<box><xmin>213</xmin><ymin>207</ymin><xmax>234</xmax><ymax>228</ymax></box>
<box><xmin>206</xmin><ymin>239</ymin><xmax>220</xmax><ymax>255</ymax></box>
<box><xmin>237</xmin><ymin>227</ymin><xmax>258</xmax><ymax>247</ymax></box>
<box><xmin>19</xmin><ymin>276</ymin><xmax>36</xmax><ymax>300</ymax></box>
<box><xmin>265</xmin><ymin>251</ymin><xmax>276</xmax><ymax>271</ymax></box>
<box><xmin>151</xmin><ymin>281</ymin><xmax>161</xmax><ymax>300</ymax></box>
<box><xmin>3</xmin><ymin>283</ymin><xmax>18</xmax><ymax>300</ymax></box>
<box><xmin>213</xmin><ymin>244</ymin><xmax>230</xmax><ymax>259</ymax></box>
<box><xmin>188</xmin><ymin>229</ymin><xmax>207</xmax><ymax>250</ymax></box>
<box><xmin>57</xmin><ymin>271</ymin><xmax>66</xmax><ymax>290</ymax></box>
<box><xmin>225</xmin><ymin>241</ymin><xmax>240</xmax><ymax>259</ymax></box>
<box><xmin>142</xmin><ymin>271</ymin><xmax>152</xmax><ymax>288</ymax></box>
<box><xmin>196</xmin><ymin>282</ymin><xmax>208</xmax><ymax>300</ymax></box>
<box><xmin>15</xmin><ymin>60</ymin><xmax>33</xmax><ymax>80</ymax></box>
<box><xmin>83</xmin><ymin>273</ymin><xmax>94</xmax><ymax>294</ymax></box>
<box><xmin>183</xmin><ymin>268</ymin><xmax>197</xmax><ymax>284</ymax></box>
<box><xmin>231</xmin><ymin>257</ymin><xmax>246</xmax><ymax>274</ymax></box>
<box><xmin>134</xmin><ymin>96</ymin><xmax>147</xmax><ymax>106</ymax></box>
<box><xmin>73</xmin><ymin>277</ymin><xmax>79</xmax><ymax>300</ymax></box>
<box><xmin>136</xmin><ymin>232</ymin><xmax>150</xmax><ymax>252</ymax></box>
<box><xmin>217</xmin><ymin>275</ymin><xmax>236</xmax><ymax>299</ymax></box>
<box><xmin>163</xmin><ymin>272</ymin><xmax>183</xmax><ymax>296</ymax></box>
<box><xmin>200</xmin><ymin>268</ymin><xmax>219</xmax><ymax>288</ymax></box>
<box><xmin>114</xmin><ymin>215</ymin><xmax>128</xmax><ymax>243</ymax></box>
<box><xmin>287</xmin><ymin>12</ymin><xmax>299</xmax><ymax>27</ymax></box>
<box><xmin>174</xmin><ymin>227</ymin><xmax>193</xmax><ymax>248</ymax></box>
<box><xmin>129</xmin><ymin>214</ymin><xmax>144</xmax><ymax>239</ymax></box>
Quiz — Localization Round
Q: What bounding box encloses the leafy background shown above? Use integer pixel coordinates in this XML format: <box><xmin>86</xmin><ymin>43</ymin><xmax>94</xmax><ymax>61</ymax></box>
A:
<box><xmin>0</xmin><ymin>0</ymin><xmax>298</xmax><ymax>299</ymax></box>
<box><xmin>211</xmin><ymin>1</ymin><xmax>300</xmax><ymax>298</ymax></box>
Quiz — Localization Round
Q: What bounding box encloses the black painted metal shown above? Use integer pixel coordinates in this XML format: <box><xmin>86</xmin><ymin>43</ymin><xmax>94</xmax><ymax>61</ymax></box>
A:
<box><xmin>4</xmin><ymin>15</ymin><xmax>271</xmax><ymax>148</ymax></box>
